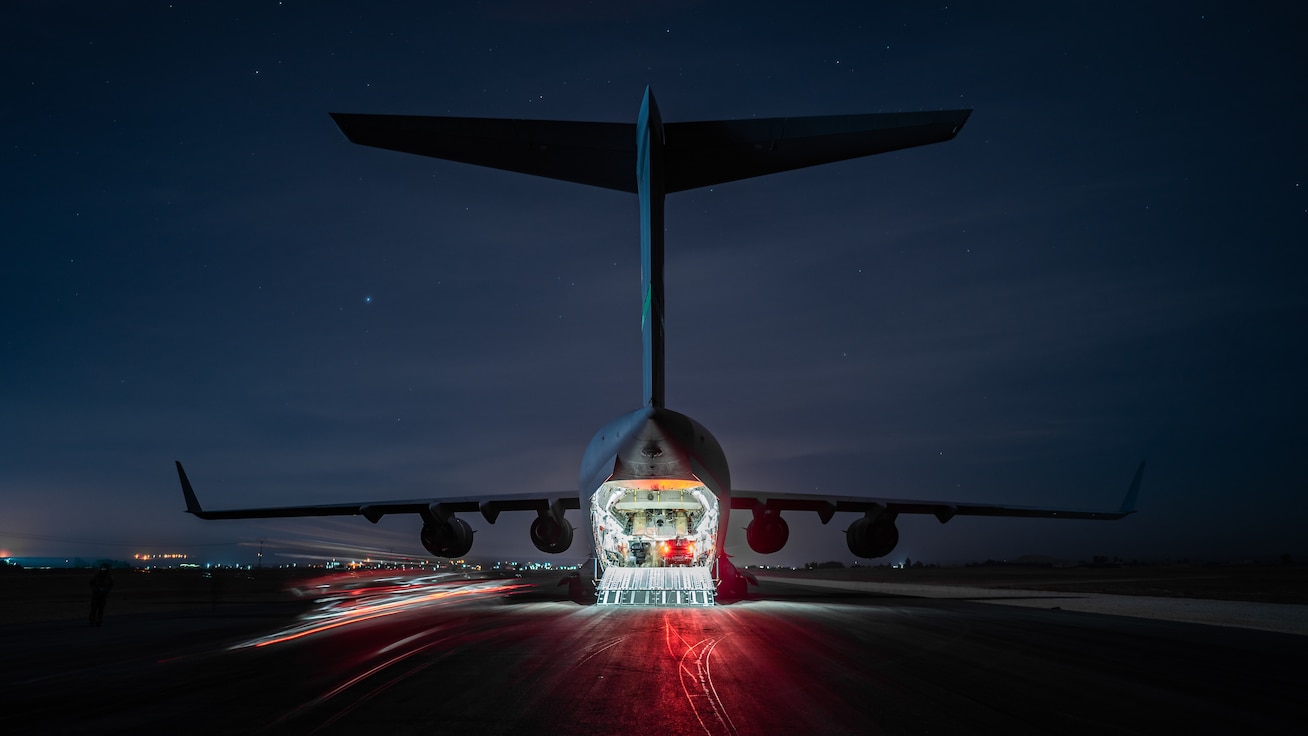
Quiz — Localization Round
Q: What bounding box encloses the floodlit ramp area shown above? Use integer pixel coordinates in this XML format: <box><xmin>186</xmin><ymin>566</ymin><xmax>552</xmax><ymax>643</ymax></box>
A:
<box><xmin>596</xmin><ymin>566</ymin><xmax>716</xmax><ymax>606</ymax></box>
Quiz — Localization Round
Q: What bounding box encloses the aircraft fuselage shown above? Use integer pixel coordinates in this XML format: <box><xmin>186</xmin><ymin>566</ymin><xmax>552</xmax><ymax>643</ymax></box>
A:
<box><xmin>579</xmin><ymin>408</ymin><xmax>730</xmax><ymax>575</ymax></box>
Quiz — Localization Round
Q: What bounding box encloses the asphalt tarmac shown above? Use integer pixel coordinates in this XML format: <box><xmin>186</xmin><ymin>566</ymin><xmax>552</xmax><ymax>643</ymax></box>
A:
<box><xmin>2</xmin><ymin>573</ymin><xmax>1304</xmax><ymax>735</ymax></box>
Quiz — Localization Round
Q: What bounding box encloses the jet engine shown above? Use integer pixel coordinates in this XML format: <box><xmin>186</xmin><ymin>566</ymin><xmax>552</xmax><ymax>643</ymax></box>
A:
<box><xmin>420</xmin><ymin>515</ymin><xmax>474</xmax><ymax>558</ymax></box>
<box><xmin>846</xmin><ymin>509</ymin><xmax>899</xmax><ymax>559</ymax></box>
<box><xmin>530</xmin><ymin>514</ymin><xmax>574</xmax><ymax>554</ymax></box>
<box><xmin>745</xmin><ymin>511</ymin><xmax>789</xmax><ymax>554</ymax></box>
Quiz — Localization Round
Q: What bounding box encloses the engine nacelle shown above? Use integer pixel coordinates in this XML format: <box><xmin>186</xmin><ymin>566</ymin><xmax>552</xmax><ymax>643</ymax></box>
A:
<box><xmin>745</xmin><ymin>513</ymin><xmax>789</xmax><ymax>554</ymax></box>
<box><xmin>530</xmin><ymin>514</ymin><xmax>574</xmax><ymax>554</ymax></box>
<box><xmin>420</xmin><ymin>516</ymin><xmax>474</xmax><ymax>558</ymax></box>
<box><xmin>845</xmin><ymin>513</ymin><xmax>899</xmax><ymax>559</ymax></box>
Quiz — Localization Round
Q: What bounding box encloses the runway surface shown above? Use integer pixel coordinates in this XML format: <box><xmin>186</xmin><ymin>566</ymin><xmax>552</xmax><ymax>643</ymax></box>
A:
<box><xmin>3</xmin><ymin>572</ymin><xmax>1304</xmax><ymax>735</ymax></box>
<box><xmin>756</xmin><ymin>575</ymin><xmax>1308</xmax><ymax>635</ymax></box>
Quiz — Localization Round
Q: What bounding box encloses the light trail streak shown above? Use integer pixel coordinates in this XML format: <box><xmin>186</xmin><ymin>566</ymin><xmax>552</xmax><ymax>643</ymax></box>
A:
<box><xmin>310</xmin><ymin>651</ymin><xmax>443</xmax><ymax>733</ymax></box>
<box><xmin>261</xmin><ymin>631</ymin><xmax>460</xmax><ymax>733</ymax></box>
<box><xmin>231</xmin><ymin>576</ymin><xmax>527</xmax><ymax>649</ymax></box>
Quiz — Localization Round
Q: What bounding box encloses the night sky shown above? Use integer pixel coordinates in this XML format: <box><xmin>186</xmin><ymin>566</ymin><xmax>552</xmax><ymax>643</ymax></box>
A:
<box><xmin>4</xmin><ymin>2</ymin><xmax>1305</xmax><ymax>567</ymax></box>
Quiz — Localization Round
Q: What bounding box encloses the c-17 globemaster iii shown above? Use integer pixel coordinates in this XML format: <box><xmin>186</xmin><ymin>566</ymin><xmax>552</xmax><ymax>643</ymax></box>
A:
<box><xmin>177</xmin><ymin>88</ymin><xmax>1142</xmax><ymax>604</ymax></box>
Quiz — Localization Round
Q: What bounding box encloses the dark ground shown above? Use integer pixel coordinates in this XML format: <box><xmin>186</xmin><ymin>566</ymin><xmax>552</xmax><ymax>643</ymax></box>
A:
<box><xmin>1</xmin><ymin>567</ymin><xmax>1305</xmax><ymax>735</ymax></box>
<box><xmin>0</xmin><ymin>566</ymin><xmax>319</xmax><ymax>625</ymax></box>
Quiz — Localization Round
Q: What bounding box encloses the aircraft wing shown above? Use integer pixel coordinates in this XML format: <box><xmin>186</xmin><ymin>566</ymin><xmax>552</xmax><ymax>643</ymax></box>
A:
<box><xmin>731</xmin><ymin>461</ymin><xmax>1144</xmax><ymax>525</ymax></box>
<box><xmin>175</xmin><ymin>461</ymin><xmax>578</xmax><ymax>525</ymax></box>
<box><xmin>328</xmin><ymin>107</ymin><xmax>970</xmax><ymax>195</ymax></box>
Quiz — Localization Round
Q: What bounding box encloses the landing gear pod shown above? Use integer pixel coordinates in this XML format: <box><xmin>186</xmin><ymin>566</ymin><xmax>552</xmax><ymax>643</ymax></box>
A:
<box><xmin>714</xmin><ymin>553</ymin><xmax>754</xmax><ymax>600</ymax></box>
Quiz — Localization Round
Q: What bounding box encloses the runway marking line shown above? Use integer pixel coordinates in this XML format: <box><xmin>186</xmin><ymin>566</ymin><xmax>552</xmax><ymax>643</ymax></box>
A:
<box><xmin>664</xmin><ymin>612</ymin><xmax>738</xmax><ymax>736</ymax></box>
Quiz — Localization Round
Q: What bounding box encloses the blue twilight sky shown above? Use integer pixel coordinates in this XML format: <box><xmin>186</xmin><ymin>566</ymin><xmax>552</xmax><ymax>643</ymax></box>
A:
<box><xmin>2</xmin><ymin>2</ymin><xmax>1305</xmax><ymax>567</ymax></box>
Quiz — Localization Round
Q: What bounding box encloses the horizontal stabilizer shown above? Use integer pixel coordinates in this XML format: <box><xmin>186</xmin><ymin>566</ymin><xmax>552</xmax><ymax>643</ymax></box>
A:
<box><xmin>329</xmin><ymin>106</ymin><xmax>971</xmax><ymax>195</ymax></box>
<box><xmin>663</xmin><ymin>109</ymin><xmax>971</xmax><ymax>192</ymax></box>
<box><xmin>330</xmin><ymin>113</ymin><xmax>637</xmax><ymax>192</ymax></box>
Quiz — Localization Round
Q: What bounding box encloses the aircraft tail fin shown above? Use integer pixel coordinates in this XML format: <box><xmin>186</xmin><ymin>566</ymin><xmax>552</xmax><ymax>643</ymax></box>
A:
<box><xmin>330</xmin><ymin>96</ymin><xmax>971</xmax><ymax>411</ymax></box>
<box><xmin>328</xmin><ymin>107</ymin><xmax>971</xmax><ymax>196</ymax></box>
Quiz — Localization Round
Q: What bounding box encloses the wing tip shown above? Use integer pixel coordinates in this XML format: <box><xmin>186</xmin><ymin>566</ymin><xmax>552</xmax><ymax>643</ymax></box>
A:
<box><xmin>175</xmin><ymin>461</ymin><xmax>204</xmax><ymax>516</ymax></box>
<box><xmin>1120</xmin><ymin>460</ymin><xmax>1146</xmax><ymax>515</ymax></box>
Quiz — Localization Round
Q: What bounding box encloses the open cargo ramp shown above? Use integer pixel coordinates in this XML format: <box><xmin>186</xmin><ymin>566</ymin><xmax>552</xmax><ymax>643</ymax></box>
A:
<box><xmin>596</xmin><ymin>566</ymin><xmax>716</xmax><ymax>606</ymax></box>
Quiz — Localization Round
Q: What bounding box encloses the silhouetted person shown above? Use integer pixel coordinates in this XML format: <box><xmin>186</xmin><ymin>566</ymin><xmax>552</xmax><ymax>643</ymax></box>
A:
<box><xmin>89</xmin><ymin>563</ymin><xmax>113</xmax><ymax>626</ymax></box>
